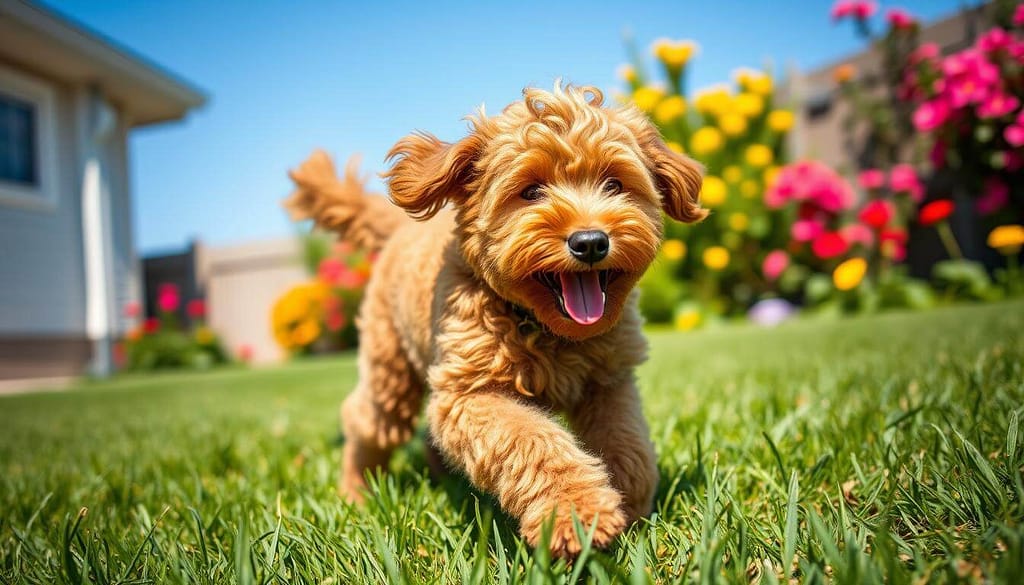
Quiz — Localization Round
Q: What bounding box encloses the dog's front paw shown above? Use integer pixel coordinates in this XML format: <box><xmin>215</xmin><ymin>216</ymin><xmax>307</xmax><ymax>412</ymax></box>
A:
<box><xmin>522</xmin><ymin>486</ymin><xmax>627</xmax><ymax>558</ymax></box>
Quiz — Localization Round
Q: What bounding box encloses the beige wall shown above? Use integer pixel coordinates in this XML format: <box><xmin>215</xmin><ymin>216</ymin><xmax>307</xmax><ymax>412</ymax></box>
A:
<box><xmin>196</xmin><ymin>238</ymin><xmax>307</xmax><ymax>365</ymax></box>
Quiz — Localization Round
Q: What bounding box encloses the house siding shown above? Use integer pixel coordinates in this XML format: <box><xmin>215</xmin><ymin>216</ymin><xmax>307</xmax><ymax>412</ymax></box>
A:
<box><xmin>0</xmin><ymin>73</ymin><xmax>87</xmax><ymax>336</ymax></box>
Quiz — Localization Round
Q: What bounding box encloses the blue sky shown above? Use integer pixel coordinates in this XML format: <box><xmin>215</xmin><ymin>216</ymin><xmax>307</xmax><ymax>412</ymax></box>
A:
<box><xmin>46</xmin><ymin>0</ymin><xmax>965</xmax><ymax>255</ymax></box>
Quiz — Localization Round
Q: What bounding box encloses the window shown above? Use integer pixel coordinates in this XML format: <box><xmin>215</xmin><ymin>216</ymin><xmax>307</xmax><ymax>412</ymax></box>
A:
<box><xmin>0</xmin><ymin>65</ymin><xmax>57</xmax><ymax>210</ymax></box>
<box><xmin>0</xmin><ymin>94</ymin><xmax>38</xmax><ymax>186</ymax></box>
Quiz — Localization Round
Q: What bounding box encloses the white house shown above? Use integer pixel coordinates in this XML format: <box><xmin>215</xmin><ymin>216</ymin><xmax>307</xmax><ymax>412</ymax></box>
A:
<box><xmin>0</xmin><ymin>0</ymin><xmax>205</xmax><ymax>382</ymax></box>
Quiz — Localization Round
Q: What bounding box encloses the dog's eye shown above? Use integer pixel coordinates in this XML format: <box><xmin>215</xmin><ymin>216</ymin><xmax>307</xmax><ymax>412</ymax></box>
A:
<box><xmin>603</xmin><ymin>179</ymin><xmax>623</xmax><ymax>195</ymax></box>
<box><xmin>521</xmin><ymin>184</ymin><xmax>544</xmax><ymax>201</ymax></box>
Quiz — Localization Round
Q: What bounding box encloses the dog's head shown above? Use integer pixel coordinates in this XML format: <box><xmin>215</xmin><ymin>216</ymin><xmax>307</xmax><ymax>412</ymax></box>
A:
<box><xmin>384</xmin><ymin>84</ymin><xmax>705</xmax><ymax>340</ymax></box>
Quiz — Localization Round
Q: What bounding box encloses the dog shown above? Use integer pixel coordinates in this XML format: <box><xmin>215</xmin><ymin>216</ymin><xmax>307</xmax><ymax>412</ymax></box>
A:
<box><xmin>284</xmin><ymin>83</ymin><xmax>705</xmax><ymax>556</ymax></box>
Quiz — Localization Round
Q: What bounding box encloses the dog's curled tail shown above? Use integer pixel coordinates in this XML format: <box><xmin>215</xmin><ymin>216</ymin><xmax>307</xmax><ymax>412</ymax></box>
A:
<box><xmin>284</xmin><ymin>150</ymin><xmax>407</xmax><ymax>251</ymax></box>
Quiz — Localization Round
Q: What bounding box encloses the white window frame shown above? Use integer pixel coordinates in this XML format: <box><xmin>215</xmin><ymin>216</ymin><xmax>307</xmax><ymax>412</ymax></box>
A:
<box><xmin>0</xmin><ymin>64</ymin><xmax>59</xmax><ymax>212</ymax></box>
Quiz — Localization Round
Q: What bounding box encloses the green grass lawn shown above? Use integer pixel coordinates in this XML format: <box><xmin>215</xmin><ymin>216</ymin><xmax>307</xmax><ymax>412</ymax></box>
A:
<box><xmin>2</xmin><ymin>302</ymin><xmax>1023</xmax><ymax>584</ymax></box>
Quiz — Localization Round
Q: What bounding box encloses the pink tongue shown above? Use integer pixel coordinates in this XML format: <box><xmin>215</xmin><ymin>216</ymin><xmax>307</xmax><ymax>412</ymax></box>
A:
<box><xmin>559</xmin><ymin>272</ymin><xmax>605</xmax><ymax>325</ymax></box>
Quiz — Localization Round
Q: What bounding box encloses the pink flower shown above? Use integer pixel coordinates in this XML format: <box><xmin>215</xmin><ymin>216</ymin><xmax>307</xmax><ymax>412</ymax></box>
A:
<box><xmin>123</xmin><ymin>301</ymin><xmax>141</xmax><ymax>319</ymax></box>
<box><xmin>1005</xmin><ymin>124</ymin><xmax>1024</xmax><ymax>147</ymax></box>
<box><xmin>978</xmin><ymin>93</ymin><xmax>1020</xmax><ymax>119</ymax></box>
<box><xmin>977</xmin><ymin>178</ymin><xmax>1009</xmax><ymax>215</ymax></box>
<box><xmin>889</xmin><ymin>164</ymin><xmax>924</xmax><ymax>201</ymax></box>
<box><xmin>913</xmin><ymin>99</ymin><xmax>950</xmax><ymax>131</ymax></box>
<box><xmin>857</xmin><ymin>169</ymin><xmax>886</xmax><ymax>190</ymax></box>
<box><xmin>908</xmin><ymin>42</ymin><xmax>940</xmax><ymax>65</ymax></box>
<box><xmin>840</xmin><ymin>223</ymin><xmax>875</xmax><ymax>247</ymax></box>
<box><xmin>886</xmin><ymin>8</ymin><xmax>916</xmax><ymax>30</ymax></box>
<box><xmin>812</xmin><ymin>232</ymin><xmax>850</xmax><ymax>259</ymax></box>
<box><xmin>858</xmin><ymin>199</ymin><xmax>895</xmax><ymax>229</ymax></box>
<box><xmin>762</xmin><ymin>250</ymin><xmax>790</xmax><ymax>281</ymax></box>
<box><xmin>1015</xmin><ymin>4</ymin><xmax>1024</xmax><ymax>27</ymax></box>
<box><xmin>852</xmin><ymin>1</ymin><xmax>877</xmax><ymax>19</ymax></box>
<box><xmin>977</xmin><ymin>27</ymin><xmax>1011</xmax><ymax>54</ymax></box>
<box><xmin>157</xmin><ymin>283</ymin><xmax>180</xmax><ymax>313</ymax></box>
<box><xmin>238</xmin><ymin>344</ymin><xmax>253</xmax><ymax>363</ymax></box>
<box><xmin>832</xmin><ymin>0</ymin><xmax>875</xmax><ymax>20</ymax></box>
<box><xmin>792</xmin><ymin>219</ymin><xmax>825</xmax><ymax>242</ymax></box>
<box><xmin>949</xmin><ymin>78</ymin><xmax>990</xmax><ymax>109</ymax></box>
<box><xmin>831</xmin><ymin>0</ymin><xmax>854</xmax><ymax>20</ymax></box>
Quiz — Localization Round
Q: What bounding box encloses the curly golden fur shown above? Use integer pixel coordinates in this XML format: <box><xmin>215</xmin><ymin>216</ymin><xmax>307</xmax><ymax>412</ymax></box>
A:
<box><xmin>284</xmin><ymin>83</ymin><xmax>705</xmax><ymax>557</ymax></box>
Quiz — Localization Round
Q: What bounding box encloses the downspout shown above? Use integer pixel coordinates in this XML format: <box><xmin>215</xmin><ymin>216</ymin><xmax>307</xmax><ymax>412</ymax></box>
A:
<box><xmin>80</xmin><ymin>87</ymin><xmax>116</xmax><ymax>377</ymax></box>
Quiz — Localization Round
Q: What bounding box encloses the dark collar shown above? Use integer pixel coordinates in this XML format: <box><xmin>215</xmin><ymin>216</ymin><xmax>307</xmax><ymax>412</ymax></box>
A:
<box><xmin>510</xmin><ymin>302</ymin><xmax>542</xmax><ymax>336</ymax></box>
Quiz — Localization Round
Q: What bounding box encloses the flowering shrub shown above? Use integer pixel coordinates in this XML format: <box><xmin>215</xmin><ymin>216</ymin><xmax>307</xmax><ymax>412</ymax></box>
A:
<box><xmin>620</xmin><ymin>38</ymin><xmax>797</xmax><ymax>321</ymax></box>
<box><xmin>624</xmin><ymin>6</ymin><xmax>1024</xmax><ymax>326</ymax></box>
<box><xmin>899</xmin><ymin>17</ymin><xmax>1024</xmax><ymax>219</ymax></box>
<box><xmin>118</xmin><ymin>284</ymin><xmax>229</xmax><ymax>371</ymax></box>
<box><xmin>270</xmin><ymin>239</ymin><xmax>372</xmax><ymax>354</ymax></box>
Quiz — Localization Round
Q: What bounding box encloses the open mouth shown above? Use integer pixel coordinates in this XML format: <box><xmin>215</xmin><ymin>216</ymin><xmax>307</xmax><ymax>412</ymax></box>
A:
<box><xmin>533</xmin><ymin>270</ymin><xmax>622</xmax><ymax>326</ymax></box>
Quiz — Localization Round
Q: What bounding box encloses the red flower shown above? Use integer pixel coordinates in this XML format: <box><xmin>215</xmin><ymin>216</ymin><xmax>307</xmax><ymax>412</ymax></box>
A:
<box><xmin>812</xmin><ymin>231</ymin><xmax>850</xmax><ymax>259</ymax></box>
<box><xmin>918</xmin><ymin>199</ymin><xmax>954</xmax><ymax>226</ymax></box>
<box><xmin>186</xmin><ymin>299</ymin><xmax>206</xmax><ymax>319</ymax></box>
<box><xmin>857</xmin><ymin>199</ymin><xmax>895</xmax><ymax>229</ymax></box>
<box><xmin>144</xmin><ymin>317</ymin><xmax>160</xmax><ymax>334</ymax></box>
<box><xmin>157</xmin><ymin>283</ymin><xmax>180</xmax><ymax>313</ymax></box>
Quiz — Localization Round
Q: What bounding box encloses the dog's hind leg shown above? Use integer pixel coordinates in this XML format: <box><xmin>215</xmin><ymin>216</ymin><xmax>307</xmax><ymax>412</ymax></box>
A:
<box><xmin>338</xmin><ymin>307</ymin><xmax>423</xmax><ymax>502</ymax></box>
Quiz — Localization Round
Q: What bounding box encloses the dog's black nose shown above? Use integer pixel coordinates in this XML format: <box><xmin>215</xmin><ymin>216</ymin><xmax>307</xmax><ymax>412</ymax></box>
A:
<box><xmin>567</xmin><ymin>230</ymin><xmax>610</xmax><ymax>264</ymax></box>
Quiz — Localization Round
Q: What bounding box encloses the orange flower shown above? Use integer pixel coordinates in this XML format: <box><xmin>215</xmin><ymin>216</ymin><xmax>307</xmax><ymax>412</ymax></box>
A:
<box><xmin>833</xmin><ymin>64</ymin><xmax>856</xmax><ymax>84</ymax></box>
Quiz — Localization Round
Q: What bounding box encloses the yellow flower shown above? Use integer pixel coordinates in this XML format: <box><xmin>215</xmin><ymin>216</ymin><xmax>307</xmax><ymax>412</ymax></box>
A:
<box><xmin>690</xmin><ymin>127</ymin><xmax>723</xmax><ymax>155</ymax></box>
<box><xmin>652</xmin><ymin>38</ymin><xmax>699</xmax><ymax>68</ymax></box>
<box><xmin>631</xmin><ymin>86</ymin><xmax>664</xmax><ymax>113</ymax></box>
<box><xmin>617</xmin><ymin>64</ymin><xmax>637</xmax><ymax>83</ymax></box>
<box><xmin>763</xmin><ymin>166</ymin><xmax>781</xmax><ymax>187</ymax></box>
<box><xmin>675</xmin><ymin>308</ymin><xmax>701</xmax><ymax>331</ymax></box>
<box><xmin>693</xmin><ymin>85</ymin><xmax>732</xmax><ymax>116</ymax></box>
<box><xmin>662</xmin><ymin>239</ymin><xmax>686</xmax><ymax>260</ymax></box>
<box><xmin>740</xmin><ymin>179</ymin><xmax>760</xmax><ymax>198</ymax></box>
<box><xmin>703</xmin><ymin>246</ymin><xmax>730</xmax><ymax>270</ymax></box>
<box><xmin>734</xmin><ymin>68</ymin><xmax>773</xmax><ymax>96</ymax></box>
<box><xmin>700</xmin><ymin>176</ymin><xmax>727</xmax><ymax>207</ymax></box>
<box><xmin>271</xmin><ymin>281</ymin><xmax>329</xmax><ymax>350</ymax></box>
<box><xmin>728</xmin><ymin>212</ymin><xmax>749</xmax><ymax>232</ymax></box>
<box><xmin>745</xmin><ymin>144</ymin><xmax>773</xmax><ymax>168</ymax></box>
<box><xmin>833</xmin><ymin>258</ymin><xmax>867</xmax><ymax>291</ymax></box>
<box><xmin>734</xmin><ymin>93</ymin><xmax>764</xmax><ymax>118</ymax></box>
<box><xmin>767</xmin><ymin>109</ymin><xmax>795</xmax><ymax>133</ymax></box>
<box><xmin>654</xmin><ymin>96</ymin><xmax>686</xmax><ymax>123</ymax></box>
<box><xmin>666</xmin><ymin>141</ymin><xmax>684</xmax><ymax>153</ymax></box>
<box><xmin>723</xmin><ymin>165</ymin><xmax>743</xmax><ymax>183</ymax></box>
<box><xmin>718</xmin><ymin>113</ymin><xmax>747</xmax><ymax>137</ymax></box>
<box><xmin>194</xmin><ymin>326</ymin><xmax>214</xmax><ymax>345</ymax></box>
<box><xmin>987</xmin><ymin>225</ymin><xmax>1024</xmax><ymax>255</ymax></box>
<box><xmin>291</xmin><ymin>318</ymin><xmax>321</xmax><ymax>346</ymax></box>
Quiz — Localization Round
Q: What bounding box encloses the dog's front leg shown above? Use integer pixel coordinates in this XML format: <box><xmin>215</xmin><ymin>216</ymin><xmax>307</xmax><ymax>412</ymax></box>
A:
<box><xmin>569</xmin><ymin>377</ymin><xmax>659</xmax><ymax>524</ymax></box>
<box><xmin>427</xmin><ymin>389</ymin><xmax>627</xmax><ymax>557</ymax></box>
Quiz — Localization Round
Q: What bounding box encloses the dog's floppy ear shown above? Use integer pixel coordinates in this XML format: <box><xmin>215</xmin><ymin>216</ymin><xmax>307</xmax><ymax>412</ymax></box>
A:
<box><xmin>383</xmin><ymin>132</ymin><xmax>481</xmax><ymax>220</ymax></box>
<box><xmin>639</xmin><ymin>129</ymin><xmax>707</xmax><ymax>224</ymax></box>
